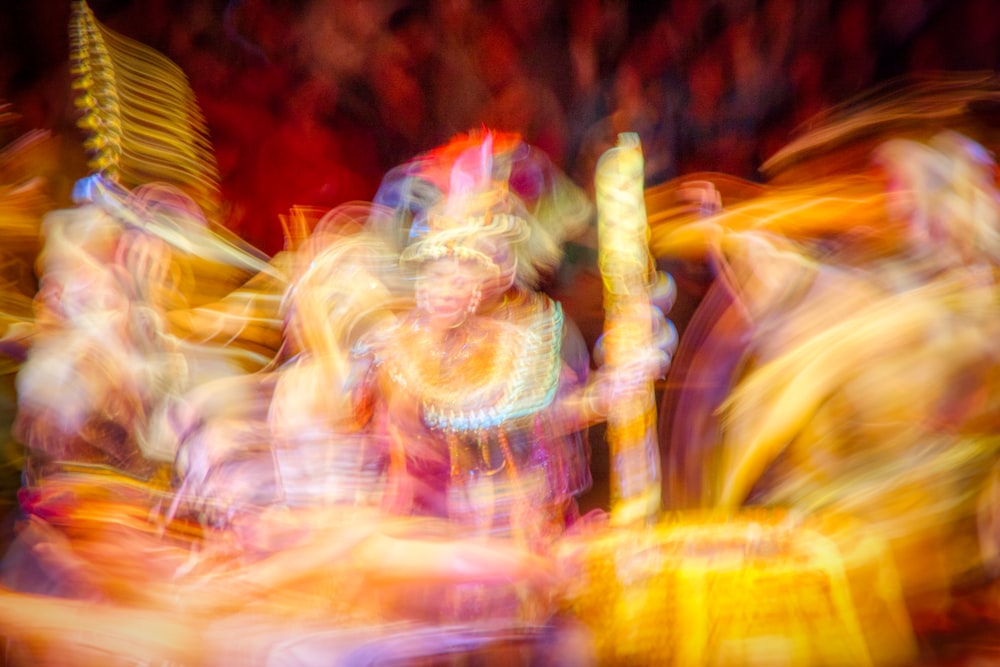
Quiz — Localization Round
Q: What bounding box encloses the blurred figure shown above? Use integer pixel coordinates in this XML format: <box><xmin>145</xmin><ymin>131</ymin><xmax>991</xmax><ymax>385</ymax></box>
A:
<box><xmin>15</xmin><ymin>197</ymin><xmax>181</xmax><ymax>476</ymax></box>
<box><xmin>654</xmin><ymin>125</ymin><xmax>1000</xmax><ymax>634</ymax></box>
<box><xmin>355</xmin><ymin>133</ymin><xmax>602</xmax><ymax>540</ymax></box>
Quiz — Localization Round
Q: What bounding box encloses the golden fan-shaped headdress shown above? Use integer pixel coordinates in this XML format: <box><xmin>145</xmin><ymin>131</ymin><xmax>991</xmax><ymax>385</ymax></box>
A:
<box><xmin>70</xmin><ymin>0</ymin><xmax>221</xmax><ymax>222</ymax></box>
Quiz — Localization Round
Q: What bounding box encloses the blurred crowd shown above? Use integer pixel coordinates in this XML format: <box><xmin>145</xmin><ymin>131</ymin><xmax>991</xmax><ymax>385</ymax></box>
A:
<box><xmin>2</xmin><ymin>0</ymin><xmax>999</xmax><ymax>253</ymax></box>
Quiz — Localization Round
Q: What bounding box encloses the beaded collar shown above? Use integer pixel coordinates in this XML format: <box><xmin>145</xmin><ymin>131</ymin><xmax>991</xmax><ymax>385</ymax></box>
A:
<box><xmin>379</xmin><ymin>302</ymin><xmax>564</xmax><ymax>433</ymax></box>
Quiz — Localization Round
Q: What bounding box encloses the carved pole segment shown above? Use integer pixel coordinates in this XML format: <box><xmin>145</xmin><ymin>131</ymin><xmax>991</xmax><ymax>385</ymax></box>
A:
<box><xmin>596</xmin><ymin>133</ymin><xmax>661</xmax><ymax>527</ymax></box>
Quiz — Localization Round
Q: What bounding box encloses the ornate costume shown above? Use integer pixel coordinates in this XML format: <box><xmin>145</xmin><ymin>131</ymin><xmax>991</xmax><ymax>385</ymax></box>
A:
<box><xmin>308</xmin><ymin>133</ymin><xmax>596</xmax><ymax>538</ymax></box>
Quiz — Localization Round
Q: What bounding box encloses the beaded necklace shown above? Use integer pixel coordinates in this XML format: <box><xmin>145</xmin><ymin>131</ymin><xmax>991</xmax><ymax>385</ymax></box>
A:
<box><xmin>380</xmin><ymin>302</ymin><xmax>563</xmax><ymax>434</ymax></box>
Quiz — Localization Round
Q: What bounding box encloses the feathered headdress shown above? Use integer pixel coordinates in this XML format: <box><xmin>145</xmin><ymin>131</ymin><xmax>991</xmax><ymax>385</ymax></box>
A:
<box><xmin>373</xmin><ymin>130</ymin><xmax>593</xmax><ymax>287</ymax></box>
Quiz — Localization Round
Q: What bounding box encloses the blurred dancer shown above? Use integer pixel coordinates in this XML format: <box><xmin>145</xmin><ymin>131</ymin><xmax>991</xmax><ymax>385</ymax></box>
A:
<box><xmin>358</xmin><ymin>209</ymin><xmax>585</xmax><ymax>544</ymax></box>
<box><xmin>359</xmin><ymin>131</ymin><xmax>665</xmax><ymax>544</ymax></box>
<box><xmin>653</xmin><ymin>125</ymin><xmax>1000</xmax><ymax>634</ymax></box>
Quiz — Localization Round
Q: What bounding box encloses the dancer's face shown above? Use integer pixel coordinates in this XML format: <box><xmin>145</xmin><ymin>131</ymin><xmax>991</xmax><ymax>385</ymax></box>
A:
<box><xmin>416</xmin><ymin>258</ymin><xmax>487</xmax><ymax>328</ymax></box>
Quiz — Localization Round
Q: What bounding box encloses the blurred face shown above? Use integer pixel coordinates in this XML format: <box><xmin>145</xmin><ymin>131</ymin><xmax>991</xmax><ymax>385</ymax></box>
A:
<box><xmin>416</xmin><ymin>258</ymin><xmax>488</xmax><ymax>327</ymax></box>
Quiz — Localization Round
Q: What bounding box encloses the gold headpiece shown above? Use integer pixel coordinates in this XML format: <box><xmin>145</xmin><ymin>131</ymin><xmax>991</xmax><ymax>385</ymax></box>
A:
<box><xmin>399</xmin><ymin>211</ymin><xmax>529</xmax><ymax>277</ymax></box>
<box><xmin>379</xmin><ymin>130</ymin><xmax>593</xmax><ymax>287</ymax></box>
